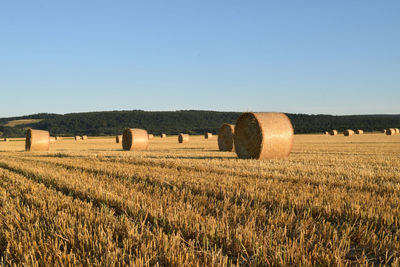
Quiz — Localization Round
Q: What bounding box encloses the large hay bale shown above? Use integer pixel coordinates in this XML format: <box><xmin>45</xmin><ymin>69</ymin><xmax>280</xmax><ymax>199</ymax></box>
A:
<box><xmin>330</xmin><ymin>130</ymin><xmax>338</xmax><ymax>136</ymax></box>
<box><xmin>178</xmin><ymin>133</ymin><xmax>189</xmax><ymax>143</ymax></box>
<box><xmin>82</xmin><ymin>135</ymin><xmax>88</xmax><ymax>140</ymax></box>
<box><xmin>75</xmin><ymin>136</ymin><xmax>82</xmax><ymax>140</ymax></box>
<box><xmin>386</xmin><ymin>128</ymin><xmax>396</xmax><ymax>135</ymax></box>
<box><xmin>49</xmin><ymin>137</ymin><xmax>56</xmax><ymax>144</ymax></box>
<box><xmin>324</xmin><ymin>131</ymin><xmax>329</xmax><ymax>135</ymax></box>
<box><xmin>116</xmin><ymin>135</ymin><xmax>123</xmax><ymax>143</ymax></box>
<box><xmin>204</xmin><ymin>132</ymin><xmax>213</xmax><ymax>139</ymax></box>
<box><xmin>355</xmin><ymin>129</ymin><xmax>363</xmax><ymax>135</ymax></box>
<box><xmin>344</xmin><ymin>129</ymin><xmax>354</xmax><ymax>136</ymax></box>
<box><xmin>234</xmin><ymin>112</ymin><xmax>293</xmax><ymax>159</ymax></box>
<box><xmin>161</xmin><ymin>133</ymin><xmax>166</xmax><ymax>138</ymax></box>
<box><xmin>25</xmin><ymin>129</ymin><xmax>50</xmax><ymax>151</ymax></box>
<box><xmin>382</xmin><ymin>129</ymin><xmax>387</xmax><ymax>134</ymax></box>
<box><xmin>122</xmin><ymin>128</ymin><xmax>149</xmax><ymax>151</ymax></box>
<box><xmin>148</xmin><ymin>134</ymin><xmax>154</xmax><ymax>140</ymax></box>
<box><xmin>395</xmin><ymin>128</ymin><xmax>400</xmax><ymax>135</ymax></box>
<box><xmin>218</xmin><ymin>124</ymin><xmax>235</xmax><ymax>152</ymax></box>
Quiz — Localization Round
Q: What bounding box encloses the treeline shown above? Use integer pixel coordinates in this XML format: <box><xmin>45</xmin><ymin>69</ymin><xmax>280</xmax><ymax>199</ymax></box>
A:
<box><xmin>1</xmin><ymin>110</ymin><xmax>399</xmax><ymax>137</ymax></box>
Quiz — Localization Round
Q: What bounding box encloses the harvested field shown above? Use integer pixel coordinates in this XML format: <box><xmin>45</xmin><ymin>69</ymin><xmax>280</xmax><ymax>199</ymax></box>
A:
<box><xmin>0</xmin><ymin>134</ymin><xmax>399</xmax><ymax>265</ymax></box>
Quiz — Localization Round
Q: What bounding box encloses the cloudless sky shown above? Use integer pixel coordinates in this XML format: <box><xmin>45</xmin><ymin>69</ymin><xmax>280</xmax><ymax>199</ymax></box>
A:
<box><xmin>0</xmin><ymin>0</ymin><xmax>399</xmax><ymax>117</ymax></box>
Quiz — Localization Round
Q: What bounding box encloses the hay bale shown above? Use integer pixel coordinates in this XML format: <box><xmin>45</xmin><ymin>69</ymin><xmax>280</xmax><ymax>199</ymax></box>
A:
<box><xmin>330</xmin><ymin>130</ymin><xmax>338</xmax><ymax>136</ymax></box>
<box><xmin>382</xmin><ymin>129</ymin><xmax>387</xmax><ymax>134</ymax></box>
<box><xmin>4</xmin><ymin>138</ymin><xmax>9</xmax><ymax>142</ymax></box>
<box><xmin>75</xmin><ymin>136</ymin><xmax>82</xmax><ymax>140</ymax></box>
<box><xmin>148</xmin><ymin>134</ymin><xmax>154</xmax><ymax>140</ymax></box>
<box><xmin>25</xmin><ymin>129</ymin><xmax>50</xmax><ymax>151</ymax></box>
<box><xmin>178</xmin><ymin>133</ymin><xmax>189</xmax><ymax>143</ymax></box>
<box><xmin>82</xmin><ymin>136</ymin><xmax>88</xmax><ymax>140</ymax></box>
<box><xmin>55</xmin><ymin>136</ymin><xmax>62</xmax><ymax>140</ymax></box>
<box><xmin>204</xmin><ymin>132</ymin><xmax>213</xmax><ymax>139</ymax></box>
<box><xmin>386</xmin><ymin>128</ymin><xmax>396</xmax><ymax>135</ymax></box>
<box><xmin>355</xmin><ymin>129</ymin><xmax>364</xmax><ymax>135</ymax></box>
<box><xmin>395</xmin><ymin>128</ymin><xmax>400</xmax><ymax>135</ymax></box>
<box><xmin>218</xmin><ymin>124</ymin><xmax>235</xmax><ymax>152</ymax></box>
<box><xmin>161</xmin><ymin>133</ymin><xmax>167</xmax><ymax>138</ymax></box>
<box><xmin>122</xmin><ymin>128</ymin><xmax>149</xmax><ymax>151</ymax></box>
<box><xmin>324</xmin><ymin>131</ymin><xmax>329</xmax><ymax>135</ymax></box>
<box><xmin>116</xmin><ymin>135</ymin><xmax>123</xmax><ymax>143</ymax></box>
<box><xmin>49</xmin><ymin>137</ymin><xmax>56</xmax><ymax>144</ymax></box>
<box><xmin>344</xmin><ymin>129</ymin><xmax>354</xmax><ymax>136</ymax></box>
<box><xmin>234</xmin><ymin>112</ymin><xmax>293</xmax><ymax>159</ymax></box>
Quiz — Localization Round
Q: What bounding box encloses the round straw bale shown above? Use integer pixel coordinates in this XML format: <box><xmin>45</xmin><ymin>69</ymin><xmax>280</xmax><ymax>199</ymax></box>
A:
<box><xmin>324</xmin><ymin>131</ymin><xmax>329</xmax><ymax>135</ymax></box>
<box><xmin>4</xmin><ymin>138</ymin><xmax>9</xmax><ymax>142</ymax></box>
<box><xmin>82</xmin><ymin>135</ymin><xmax>88</xmax><ymax>140</ymax></box>
<box><xmin>330</xmin><ymin>130</ymin><xmax>338</xmax><ymax>136</ymax></box>
<box><xmin>355</xmin><ymin>129</ymin><xmax>363</xmax><ymax>134</ymax></box>
<box><xmin>161</xmin><ymin>133</ymin><xmax>166</xmax><ymax>138</ymax></box>
<box><xmin>25</xmin><ymin>129</ymin><xmax>50</xmax><ymax>151</ymax></box>
<box><xmin>148</xmin><ymin>134</ymin><xmax>154</xmax><ymax>140</ymax></box>
<box><xmin>122</xmin><ymin>128</ymin><xmax>149</xmax><ymax>151</ymax></box>
<box><xmin>178</xmin><ymin>133</ymin><xmax>189</xmax><ymax>143</ymax></box>
<box><xmin>75</xmin><ymin>136</ymin><xmax>82</xmax><ymax>140</ymax></box>
<box><xmin>234</xmin><ymin>112</ymin><xmax>293</xmax><ymax>159</ymax></box>
<box><xmin>49</xmin><ymin>137</ymin><xmax>56</xmax><ymax>144</ymax></box>
<box><xmin>218</xmin><ymin>124</ymin><xmax>235</xmax><ymax>152</ymax></box>
<box><xmin>395</xmin><ymin>128</ymin><xmax>400</xmax><ymax>135</ymax></box>
<box><xmin>116</xmin><ymin>135</ymin><xmax>123</xmax><ymax>143</ymax></box>
<box><xmin>55</xmin><ymin>136</ymin><xmax>62</xmax><ymax>140</ymax></box>
<box><xmin>204</xmin><ymin>132</ymin><xmax>213</xmax><ymax>139</ymax></box>
<box><xmin>382</xmin><ymin>129</ymin><xmax>387</xmax><ymax>134</ymax></box>
<box><xmin>344</xmin><ymin>129</ymin><xmax>354</xmax><ymax>136</ymax></box>
<box><xmin>386</xmin><ymin>128</ymin><xmax>396</xmax><ymax>135</ymax></box>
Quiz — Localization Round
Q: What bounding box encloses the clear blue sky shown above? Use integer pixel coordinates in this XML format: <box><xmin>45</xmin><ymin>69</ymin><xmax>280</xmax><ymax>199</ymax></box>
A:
<box><xmin>1</xmin><ymin>1</ymin><xmax>399</xmax><ymax>117</ymax></box>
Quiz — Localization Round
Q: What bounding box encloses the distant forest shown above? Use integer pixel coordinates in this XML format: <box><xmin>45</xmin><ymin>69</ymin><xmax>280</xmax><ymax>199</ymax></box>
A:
<box><xmin>1</xmin><ymin>110</ymin><xmax>399</xmax><ymax>137</ymax></box>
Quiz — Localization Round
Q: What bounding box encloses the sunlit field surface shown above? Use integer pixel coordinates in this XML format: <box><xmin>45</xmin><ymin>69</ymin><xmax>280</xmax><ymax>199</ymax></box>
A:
<box><xmin>0</xmin><ymin>134</ymin><xmax>399</xmax><ymax>266</ymax></box>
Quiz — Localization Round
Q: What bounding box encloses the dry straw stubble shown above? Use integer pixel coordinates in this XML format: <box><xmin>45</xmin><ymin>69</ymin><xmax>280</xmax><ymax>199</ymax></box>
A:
<box><xmin>218</xmin><ymin>124</ymin><xmax>235</xmax><ymax>152</ymax></box>
<box><xmin>234</xmin><ymin>112</ymin><xmax>294</xmax><ymax>159</ymax></box>
<box><xmin>178</xmin><ymin>133</ymin><xmax>189</xmax><ymax>143</ymax></box>
<box><xmin>25</xmin><ymin>129</ymin><xmax>50</xmax><ymax>151</ymax></box>
<box><xmin>122</xmin><ymin>128</ymin><xmax>149</xmax><ymax>151</ymax></box>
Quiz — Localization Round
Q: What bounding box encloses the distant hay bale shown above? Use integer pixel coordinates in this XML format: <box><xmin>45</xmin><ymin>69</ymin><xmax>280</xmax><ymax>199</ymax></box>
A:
<box><xmin>234</xmin><ymin>112</ymin><xmax>294</xmax><ymax>159</ymax></box>
<box><xmin>382</xmin><ymin>129</ymin><xmax>386</xmax><ymax>134</ymax></box>
<box><xmin>4</xmin><ymin>138</ymin><xmax>9</xmax><ymax>142</ymax></box>
<box><xmin>386</xmin><ymin>128</ymin><xmax>396</xmax><ymax>135</ymax></box>
<box><xmin>82</xmin><ymin>136</ymin><xmax>88</xmax><ymax>140</ymax></box>
<box><xmin>218</xmin><ymin>124</ymin><xmax>235</xmax><ymax>152</ymax></box>
<box><xmin>148</xmin><ymin>134</ymin><xmax>154</xmax><ymax>140</ymax></box>
<box><xmin>75</xmin><ymin>136</ymin><xmax>82</xmax><ymax>141</ymax></box>
<box><xmin>25</xmin><ymin>129</ymin><xmax>50</xmax><ymax>151</ymax></box>
<box><xmin>116</xmin><ymin>135</ymin><xmax>123</xmax><ymax>143</ymax></box>
<box><xmin>122</xmin><ymin>128</ymin><xmax>149</xmax><ymax>151</ymax></box>
<box><xmin>204</xmin><ymin>132</ymin><xmax>213</xmax><ymax>139</ymax></box>
<box><xmin>55</xmin><ymin>136</ymin><xmax>62</xmax><ymax>140</ymax></box>
<box><xmin>49</xmin><ymin>137</ymin><xmax>56</xmax><ymax>144</ymax></box>
<box><xmin>330</xmin><ymin>130</ymin><xmax>338</xmax><ymax>136</ymax></box>
<box><xmin>178</xmin><ymin>133</ymin><xmax>189</xmax><ymax>143</ymax></box>
<box><xmin>395</xmin><ymin>128</ymin><xmax>400</xmax><ymax>135</ymax></box>
<box><xmin>324</xmin><ymin>131</ymin><xmax>329</xmax><ymax>135</ymax></box>
<box><xmin>355</xmin><ymin>129</ymin><xmax>364</xmax><ymax>135</ymax></box>
<box><xmin>344</xmin><ymin>129</ymin><xmax>354</xmax><ymax>136</ymax></box>
<box><xmin>161</xmin><ymin>133</ymin><xmax>166</xmax><ymax>138</ymax></box>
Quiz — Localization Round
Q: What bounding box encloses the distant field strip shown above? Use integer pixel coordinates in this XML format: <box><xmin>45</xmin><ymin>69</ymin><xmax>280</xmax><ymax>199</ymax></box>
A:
<box><xmin>0</xmin><ymin>134</ymin><xmax>399</xmax><ymax>265</ymax></box>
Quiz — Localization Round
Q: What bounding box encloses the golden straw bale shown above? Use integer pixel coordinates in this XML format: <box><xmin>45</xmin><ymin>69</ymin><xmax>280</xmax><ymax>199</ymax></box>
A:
<box><xmin>355</xmin><ymin>129</ymin><xmax>364</xmax><ymax>134</ymax></box>
<box><xmin>25</xmin><ymin>129</ymin><xmax>50</xmax><ymax>151</ymax></box>
<box><xmin>4</xmin><ymin>138</ymin><xmax>9</xmax><ymax>142</ymax></box>
<box><xmin>324</xmin><ymin>131</ymin><xmax>329</xmax><ymax>135</ymax></box>
<box><xmin>161</xmin><ymin>134</ymin><xmax>167</xmax><ymax>138</ymax></box>
<box><xmin>49</xmin><ymin>137</ymin><xmax>56</xmax><ymax>144</ymax></box>
<box><xmin>75</xmin><ymin>136</ymin><xmax>82</xmax><ymax>140</ymax></box>
<box><xmin>122</xmin><ymin>128</ymin><xmax>149</xmax><ymax>151</ymax></box>
<box><xmin>148</xmin><ymin>134</ymin><xmax>154</xmax><ymax>140</ymax></box>
<box><xmin>382</xmin><ymin>129</ymin><xmax>386</xmax><ymax>134</ymax></box>
<box><xmin>204</xmin><ymin>132</ymin><xmax>213</xmax><ymax>139</ymax></box>
<box><xmin>218</xmin><ymin>124</ymin><xmax>235</xmax><ymax>152</ymax></box>
<box><xmin>330</xmin><ymin>130</ymin><xmax>338</xmax><ymax>136</ymax></box>
<box><xmin>395</xmin><ymin>128</ymin><xmax>400</xmax><ymax>135</ymax></box>
<box><xmin>344</xmin><ymin>129</ymin><xmax>354</xmax><ymax>136</ymax></box>
<box><xmin>116</xmin><ymin>135</ymin><xmax>123</xmax><ymax>143</ymax></box>
<box><xmin>82</xmin><ymin>136</ymin><xmax>88</xmax><ymax>140</ymax></box>
<box><xmin>234</xmin><ymin>112</ymin><xmax>293</xmax><ymax>159</ymax></box>
<box><xmin>55</xmin><ymin>136</ymin><xmax>62</xmax><ymax>140</ymax></box>
<box><xmin>386</xmin><ymin>128</ymin><xmax>396</xmax><ymax>135</ymax></box>
<box><xmin>178</xmin><ymin>133</ymin><xmax>189</xmax><ymax>143</ymax></box>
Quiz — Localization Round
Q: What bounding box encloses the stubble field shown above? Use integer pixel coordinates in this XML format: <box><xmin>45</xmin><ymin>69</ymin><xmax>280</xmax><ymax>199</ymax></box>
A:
<box><xmin>0</xmin><ymin>134</ymin><xmax>399</xmax><ymax>266</ymax></box>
